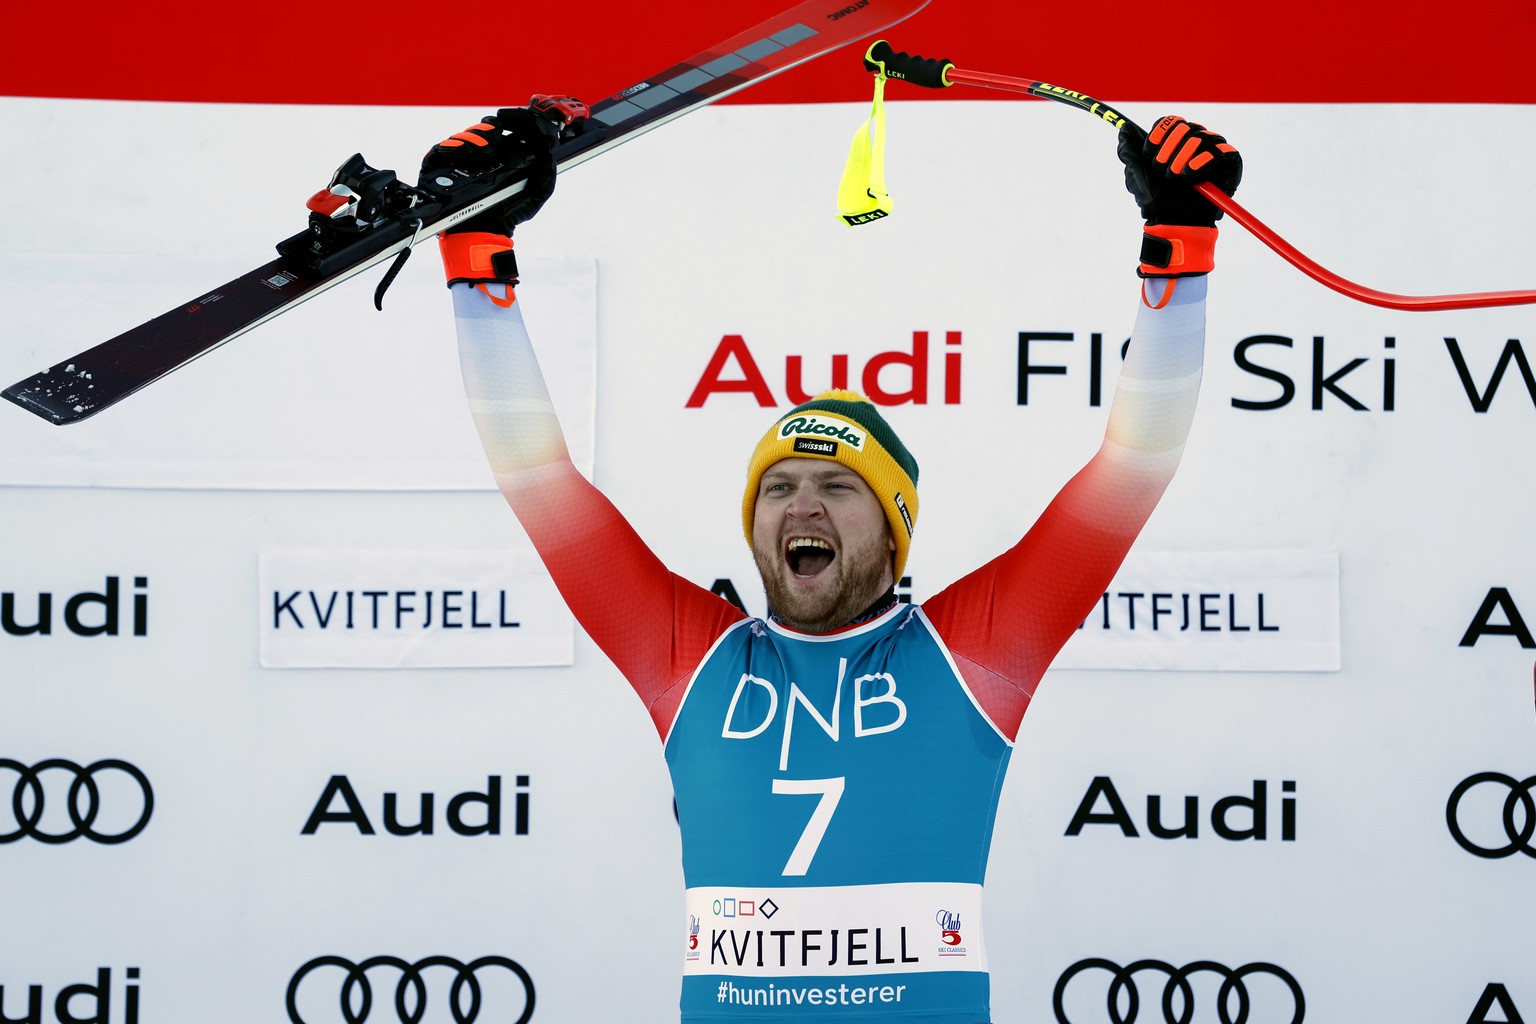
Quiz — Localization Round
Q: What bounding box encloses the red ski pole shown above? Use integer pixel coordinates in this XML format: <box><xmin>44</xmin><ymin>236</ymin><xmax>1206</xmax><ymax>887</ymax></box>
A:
<box><xmin>866</xmin><ymin>42</ymin><xmax>1536</xmax><ymax>312</ymax></box>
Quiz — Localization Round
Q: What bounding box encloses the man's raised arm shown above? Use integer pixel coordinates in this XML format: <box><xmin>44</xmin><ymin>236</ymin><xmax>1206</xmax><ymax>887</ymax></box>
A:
<box><xmin>924</xmin><ymin>117</ymin><xmax>1244</xmax><ymax>739</ymax></box>
<box><xmin>433</xmin><ymin>108</ymin><xmax>744</xmax><ymax>736</ymax></box>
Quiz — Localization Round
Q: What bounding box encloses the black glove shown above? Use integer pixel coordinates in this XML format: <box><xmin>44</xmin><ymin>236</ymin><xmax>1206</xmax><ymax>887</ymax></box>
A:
<box><xmin>428</xmin><ymin>107</ymin><xmax>561</xmax><ymax>290</ymax></box>
<box><xmin>425</xmin><ymin>107</ymin><xmax>560</xmax><ymax>237</ymax></box>
<box><xmin>1118</xmin><ymin>115</ymin><xmax>1242</xmax><ymax>226</ymax></box>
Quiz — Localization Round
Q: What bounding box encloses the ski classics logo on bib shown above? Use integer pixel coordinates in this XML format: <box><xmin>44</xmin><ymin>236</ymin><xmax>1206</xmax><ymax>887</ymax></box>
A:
<box><xmin>779</xmin><ymin>415</ymin><xmax>866</xmax><ymax>451</ymax></box>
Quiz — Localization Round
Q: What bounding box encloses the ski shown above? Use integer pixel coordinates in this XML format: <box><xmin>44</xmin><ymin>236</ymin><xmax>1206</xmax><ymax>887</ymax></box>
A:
<box><xmin>4</xmin><ymin>0</ymin><xmax>930</xmax><ymax>425</ymax></box>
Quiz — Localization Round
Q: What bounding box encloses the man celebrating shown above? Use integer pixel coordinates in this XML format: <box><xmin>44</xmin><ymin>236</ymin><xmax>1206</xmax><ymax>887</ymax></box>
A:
<box><xmin>430</xmin><ymin>107</ymin><xmax>1240</xmax><ymax>1022</ymax></box>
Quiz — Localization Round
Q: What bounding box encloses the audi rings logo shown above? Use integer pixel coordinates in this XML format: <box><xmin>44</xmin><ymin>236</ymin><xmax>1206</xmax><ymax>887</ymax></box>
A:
<box><xmin>1447</xmin><ymin>772</ymin><xmax>1536</xmax><ymax>859</ymax></box>
<box><xmin>0</xmin><ymin>758</ymin><xmax>154</xmax><ymax>844</ymax></box>
<box><xmin>1053</xmin><ymin>958</ymin><xmax>1305</xmax><ymax>1024</ymax></box>
<box><xmin>286</xmin><ymin>955</ymin><xmax>535</xmax><ymax>1024</ymax></box>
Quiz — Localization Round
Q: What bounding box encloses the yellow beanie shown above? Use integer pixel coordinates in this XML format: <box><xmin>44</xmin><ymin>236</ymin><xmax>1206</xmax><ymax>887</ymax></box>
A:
<box><xmin>742</xmin><ymin>390</ymin><xmax>919</xmax><ymax>581</ymax></box>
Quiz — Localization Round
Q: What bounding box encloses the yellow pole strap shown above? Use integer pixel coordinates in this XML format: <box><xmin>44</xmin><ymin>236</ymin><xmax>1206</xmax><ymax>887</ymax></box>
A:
<box><xmin>836</xmin><ymin>67</ymin><xmax>892</xmax><ymax>227</ymax></box>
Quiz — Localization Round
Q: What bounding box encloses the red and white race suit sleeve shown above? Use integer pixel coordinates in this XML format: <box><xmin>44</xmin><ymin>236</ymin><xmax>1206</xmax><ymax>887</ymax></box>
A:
<box><xmin>923</xmin><ymin>275</ymin><xmax>1210</xmax><ymax>741</ymax></box>
<box><xmin>449</xmin><ymin>279</ymin><xmax>745</xmax><ymax>738</ymax></box>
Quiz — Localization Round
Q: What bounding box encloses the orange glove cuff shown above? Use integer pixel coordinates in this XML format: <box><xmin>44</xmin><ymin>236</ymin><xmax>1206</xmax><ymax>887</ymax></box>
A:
<box><xmin>438</xmin><ymin>231</ymin><xmax>518</xmax><ymax>286</ymax></box>
<box><xmin>1139</xmin><ymin>223</ymin><xmax>1217</xmax><ymax>278</ymax></box>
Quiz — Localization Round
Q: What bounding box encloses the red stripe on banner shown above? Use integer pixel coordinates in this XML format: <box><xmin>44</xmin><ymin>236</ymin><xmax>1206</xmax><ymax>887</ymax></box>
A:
<box><xmin>5</xmin><ymin>0</ymin><xmax>1534</xmax><ymax>105</ymax></box>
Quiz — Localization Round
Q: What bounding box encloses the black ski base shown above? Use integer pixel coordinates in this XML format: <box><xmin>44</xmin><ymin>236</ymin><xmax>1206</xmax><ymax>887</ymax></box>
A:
<box><xmin>3</xmin><ymin>259</ymin><xmax>326</xmax><ymax>424</ymax></box>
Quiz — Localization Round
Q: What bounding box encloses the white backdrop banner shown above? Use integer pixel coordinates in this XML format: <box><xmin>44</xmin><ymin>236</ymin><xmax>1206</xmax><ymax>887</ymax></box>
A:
<box><xmin>2</xmin><ymin>84</ymin><xmax>1534</xmax><ymax>1024</ymax></box>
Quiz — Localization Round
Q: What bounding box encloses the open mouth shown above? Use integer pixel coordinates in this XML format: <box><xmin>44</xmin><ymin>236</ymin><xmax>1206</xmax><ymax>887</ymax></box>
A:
<box><xmin>786</xmin><ymin>537</ymin><xmax>835</xmax><ymax>578</ymax></box>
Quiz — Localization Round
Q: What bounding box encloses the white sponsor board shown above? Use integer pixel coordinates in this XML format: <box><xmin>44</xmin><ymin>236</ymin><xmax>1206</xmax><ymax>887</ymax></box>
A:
<box><xmin>1052</xmin><ymin>549</ymin><xmax>1340</xmax><ymax>671</ymax></box>
<box><xmin>259</xmin><ymin>548</ymin><xmax>574</xmax><ymax>668</ymax></box>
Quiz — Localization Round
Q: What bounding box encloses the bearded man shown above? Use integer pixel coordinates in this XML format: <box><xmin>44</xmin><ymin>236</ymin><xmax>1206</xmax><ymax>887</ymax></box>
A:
<box><xmin>431</xmin><ymin>105</ymin><xmax>1240</xmax><ymax>1024</ymax></box>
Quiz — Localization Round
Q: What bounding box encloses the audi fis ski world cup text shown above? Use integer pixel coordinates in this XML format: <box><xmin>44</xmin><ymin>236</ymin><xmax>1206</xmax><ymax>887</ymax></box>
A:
<box><xmin>684</xmin><ymin>328</ymin><xmax>1536</xmax><ymax>414</ymax></box>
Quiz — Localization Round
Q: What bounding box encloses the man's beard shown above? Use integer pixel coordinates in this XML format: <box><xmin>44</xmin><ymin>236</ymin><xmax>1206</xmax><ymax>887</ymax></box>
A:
<box><xmin>752</xmin><ymin>530</ymin><xmax>893</xmax><ymax>633</ymax></box>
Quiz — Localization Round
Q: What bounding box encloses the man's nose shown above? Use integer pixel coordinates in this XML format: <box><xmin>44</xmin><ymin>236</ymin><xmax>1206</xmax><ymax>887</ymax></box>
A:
<box><xmin>786</xmin><ymin>487</ymin><xmax>824</xmax><ymax>517</ymax></box>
